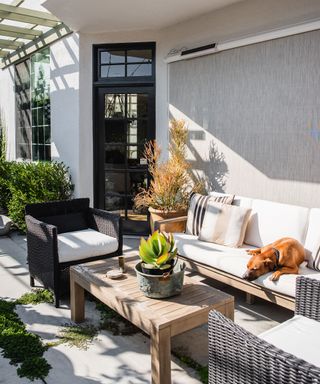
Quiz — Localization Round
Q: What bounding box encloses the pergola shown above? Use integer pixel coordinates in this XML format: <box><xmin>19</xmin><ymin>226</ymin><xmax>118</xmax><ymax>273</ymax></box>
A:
<box><xmin>0</xmin><ymin>0</ymin><xmax>71</xmax><ymax>68</ymax></box>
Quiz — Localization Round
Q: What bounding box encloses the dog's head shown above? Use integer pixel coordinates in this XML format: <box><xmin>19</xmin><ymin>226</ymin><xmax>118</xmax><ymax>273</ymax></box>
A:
<box><xmin>243</xmin><ymin>251</ymin><xmax>276</xmax><ymax>281</ymax></box>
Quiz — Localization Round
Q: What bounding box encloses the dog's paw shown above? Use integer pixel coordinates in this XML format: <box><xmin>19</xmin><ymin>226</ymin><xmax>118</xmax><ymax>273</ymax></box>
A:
<box><xmin>270</xmin><ymin>272</ymin><xmax>280</xmax><ymax>281</ymax></box>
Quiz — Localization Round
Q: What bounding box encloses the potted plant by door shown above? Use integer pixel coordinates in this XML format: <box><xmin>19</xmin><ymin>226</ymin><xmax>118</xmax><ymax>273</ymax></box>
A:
<box><xmin>135</xmin><ymin>231</ymin><xmax>186</xmax><ymax>298</ymax></box>
<box><xmin>134</xmin><ymin>119</ymin><xmax>204</xmax><ymax>233</ymax></box>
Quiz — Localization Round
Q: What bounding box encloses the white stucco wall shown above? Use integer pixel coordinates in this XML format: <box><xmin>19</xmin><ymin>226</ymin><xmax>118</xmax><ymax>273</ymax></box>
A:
<box><xmin>50</xmin><ymin>34</ymin><xmax>80</xmax><ymax>196</ymax></box>
<box><xmin>0</xmin><ymin>66</ymin><xmax>15</xmax><ymax>160</ymax></box>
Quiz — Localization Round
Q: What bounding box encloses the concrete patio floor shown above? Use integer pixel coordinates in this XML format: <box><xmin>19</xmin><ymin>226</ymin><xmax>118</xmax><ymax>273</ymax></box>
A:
<box><xmin>0</xmin><ymin>232</ymin><xmax>293</xmax><ymax>383</ymax></box>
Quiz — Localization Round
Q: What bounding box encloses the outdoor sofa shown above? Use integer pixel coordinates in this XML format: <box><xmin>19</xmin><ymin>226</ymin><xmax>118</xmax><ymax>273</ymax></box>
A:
<box><xmin>156</xmin><ymin>194</ymin><xmax>320</xmax><ymax>310</ymax></box>
<box><xmin>25</xmin><ymin>198</ymin><xmax>122</xmax><ymax>307</ymax></box>
<box><xmin>208</xmin><ymin>276</ymin><xmax>320</xmax><ymax>384</ymax></box>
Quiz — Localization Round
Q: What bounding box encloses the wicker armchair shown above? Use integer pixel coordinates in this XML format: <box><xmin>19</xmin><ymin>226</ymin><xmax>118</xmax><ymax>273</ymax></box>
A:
<box><xmin>208</xmin><ymin>276</ymin><xmax>320</xmax><ymax>384</ymax></box>
<box><xmin>25</xmin><ymin>198</ymin><xmax>122</xmax><ymax>307</ymax></box>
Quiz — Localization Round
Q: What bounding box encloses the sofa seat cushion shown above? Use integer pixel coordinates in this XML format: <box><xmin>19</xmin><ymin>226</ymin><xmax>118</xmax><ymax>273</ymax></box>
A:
<box><xmin>174</xmin><ymin>233</ymin><xmax>320</xmax><ymax>298</ymax></box>
<box><xmin>260</xmin><ymin>315</ymin><xmax>320</xmax><ymax>367</ymax></box>
<box><xmin>58</xmin><ymin>228</ymin><xmax>118</xmax><ymax>263</ymax></box>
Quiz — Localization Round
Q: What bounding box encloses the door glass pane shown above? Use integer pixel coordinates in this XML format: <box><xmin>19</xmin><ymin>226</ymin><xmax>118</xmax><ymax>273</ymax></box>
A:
<box><xmin>127</xmin><ymin>49</ymin><xmax>152</xmax><ymax>63</ymax></box>
<box><xmin>127</xmin><ymin>94</ymin><xmax>148</xmax><ymax>119</ymax></box>
<box><xmin>105</xmin><ymin>193</ymin><xmax>125</xmax><ymax>214</ymax></box>
<box><xmin>101</xmin><ymin>65</ymin><xmax>125</xmax><ymax>78</ymax></box>
<box><xmin>127</xmin><ymin>63</ymin><xmax>152</xmax><ymax>77</ymax></box>
<box><xmin>127</xmin><ymin>120</ymin><xmax>148</xmax><ymax>145</ymax></box>
<box><xmin>127</xmin><ymin>145</ymin><xmax>146</xmax><ymax>168</ymax></box>
<box><xmin>105</xmin><ymin>94</ymin><xmax>125</xmax><ymax>118</ymax></box>
<box><xmin>105</xmin><ymin>144</ymin><xmax>126</xmax><ymax>169</ymax></box>
<box><xmin>100</xmin><ymin>50</ymin><xmax>125</xmax><ymax>64</ymax></box>
<box><xmin>105</xmin><ymin>119</ymin><xmax>126</xmax><ymax>143</ymax></box>
<box><xmin>105</xmin><ymin>172</ymin><xmax>126</xmax><ymax>194</ymax></box>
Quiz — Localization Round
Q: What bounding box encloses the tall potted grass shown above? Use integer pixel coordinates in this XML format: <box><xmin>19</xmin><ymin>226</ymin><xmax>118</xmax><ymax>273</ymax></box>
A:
<box><xmin>134</xmin><ymin>119</ymin><xmax>203</xmax><ymax>232</ymax></box>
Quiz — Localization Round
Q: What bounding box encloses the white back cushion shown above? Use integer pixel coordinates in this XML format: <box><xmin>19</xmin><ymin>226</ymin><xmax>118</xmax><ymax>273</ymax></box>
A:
<box><xmin>244</xmin><ymin>199</ymin><xmax>309</xmax><ymax>247</ymax></box>
<box><xmin>304</xmin><ymin>208</ymin><xmax>320</xmax><ymax>270</ymax></box>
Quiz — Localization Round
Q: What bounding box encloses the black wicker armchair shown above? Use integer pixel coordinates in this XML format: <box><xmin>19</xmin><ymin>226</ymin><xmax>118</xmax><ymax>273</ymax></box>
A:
<box><xmin>208</xmin><ymin>276</ymin><xmax>320</xmax><ymax>384</ymax></box>
<box><xmin>25</xmin><ymin>198</ymin><xmax>122</xmax><ymax>307</ymax></box>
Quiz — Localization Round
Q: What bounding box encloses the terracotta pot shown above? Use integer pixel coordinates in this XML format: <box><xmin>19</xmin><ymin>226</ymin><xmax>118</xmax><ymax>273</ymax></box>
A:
<box><xmin>148</xmin><ymin>207</ymin><xmax>187</xmax><ymax>233</ymax></box>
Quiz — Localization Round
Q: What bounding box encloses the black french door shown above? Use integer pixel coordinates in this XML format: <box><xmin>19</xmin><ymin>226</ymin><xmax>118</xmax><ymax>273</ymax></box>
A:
<box><xmin>95</xmin><ymin>86</ymin><xmax>155</xmax><ymax>234</ymax></box>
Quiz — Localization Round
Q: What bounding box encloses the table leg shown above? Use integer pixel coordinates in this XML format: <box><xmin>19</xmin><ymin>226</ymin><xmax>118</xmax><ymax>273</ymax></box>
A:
<box><xmin>70</xmin><ymin>274</ymin><xmax>85</xmax><ymax>323</ymax></box>
<box><xmin>150</xmin><ymin>326</ymin><xmax>171</xmax><ymax>384</ymax></box>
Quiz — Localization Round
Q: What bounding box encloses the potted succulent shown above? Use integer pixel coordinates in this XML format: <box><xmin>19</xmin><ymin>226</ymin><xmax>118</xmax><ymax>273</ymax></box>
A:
<box><xmin>138</xmin><ymin>230</ymin><xmax>177</xmax><ymax>275</ymax></box>
<box><xmin>134</xmin><ymin>119</ymin><xmax>204</xmax><ymax>233</ymax></box>
<box><xmin>135</xmin><ymin>231</ymin><xmax>186</xmax><ymax>298</ymax></box>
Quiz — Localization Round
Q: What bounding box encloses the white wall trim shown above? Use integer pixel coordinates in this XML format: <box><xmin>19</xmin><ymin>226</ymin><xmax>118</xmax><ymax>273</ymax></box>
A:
<box><xmin>165</xmin><ymin>19</ymin><xmax>320</xmax><ymax>63</ymax></box>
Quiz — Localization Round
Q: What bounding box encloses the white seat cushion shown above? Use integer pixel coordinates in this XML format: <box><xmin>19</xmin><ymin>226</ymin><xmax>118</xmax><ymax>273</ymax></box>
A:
<box><xmin>260</xmin><ymin>315</ymin><xmax>320</xmax><ymax>367</ymax></box>
<box><xmin>58</xmin><ymin>228</ymin><xmax>118</xmax><ymax>263</ymax></box>
<box><xmin>244</xmin><ymin>198</ymin><xmax>309</xmax><ymax>247</ymax></box>
<box><xmin>174</xmin><ymin>233</ymin><xmax>320</xmax><ymax>297</ymax></box>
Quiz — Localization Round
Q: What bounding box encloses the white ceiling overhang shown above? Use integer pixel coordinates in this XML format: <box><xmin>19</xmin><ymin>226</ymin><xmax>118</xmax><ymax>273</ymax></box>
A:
<box><xmin>43</xmin><ymin>0</ymin><xmax>244</xmax><ymax>33</ymax></box>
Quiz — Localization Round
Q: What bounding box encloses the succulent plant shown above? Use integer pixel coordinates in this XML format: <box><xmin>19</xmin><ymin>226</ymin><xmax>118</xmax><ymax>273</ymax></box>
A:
<box><xmin>139</xmin><ymin>231</ymin><xmax>177</xmax><ymax>269</ymax></box>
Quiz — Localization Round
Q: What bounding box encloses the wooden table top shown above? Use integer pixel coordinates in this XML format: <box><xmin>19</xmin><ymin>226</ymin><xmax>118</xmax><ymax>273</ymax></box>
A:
<box><xmin>71</xmin><ymin>255</ymin><xmax>234</xmax><ymax>335</ymax></box>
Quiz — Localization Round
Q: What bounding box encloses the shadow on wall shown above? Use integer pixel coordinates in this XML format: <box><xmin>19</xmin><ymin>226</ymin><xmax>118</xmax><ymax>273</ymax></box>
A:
<box><xmin>169</xmin><ymin>29</ymin><xmax>320</xmax><ymax>185</ymax></box>
<box><xmin>203</xmin><ymin>141</ymin><xmax>228</xmax><ymax>192</ymax></box>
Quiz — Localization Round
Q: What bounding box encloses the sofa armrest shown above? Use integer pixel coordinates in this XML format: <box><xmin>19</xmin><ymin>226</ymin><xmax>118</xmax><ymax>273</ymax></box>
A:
<box><xmin>25</xmin><ymin>215</ymin><xmax>59</xmax><ymax>288</ymax></box>
<box><xmin>208</xmin><ymin>310</ymin><xmax>320</xmax><ymax>384</ymax></box>
<box><xmin>295</xmin><ymin>276</ymin><xmax>320</xmax><ymax>321</ymax></box>
<box><xmin>88</xmin><ymin>208</ymin><xmax>123</xmax><ymax>255</ymax></box>
<box><xmin>154</xmin><ymin>216</ymin><xmax>188</xmax><ymax>232</ymax></box>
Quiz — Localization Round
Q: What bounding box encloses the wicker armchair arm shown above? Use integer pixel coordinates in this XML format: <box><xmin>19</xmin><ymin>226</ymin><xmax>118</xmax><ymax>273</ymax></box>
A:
<box><xmin>208</xmin><ymin>310</ymin><xmax>320</xmax><ymax>384</ymax></box>
<box><xmin>154</xmin><ymin>216</ymin><xmax>188</xmax><ymax>231</ymax></box>
<box><xmin>295</xmin><ymin>276</ymin><xmax>320</xmax><ymax>321</ymax></box>
<box><xmin>88</xmin><ymin>208</ymin><xmax>122</xmax><ymax>255</ymax></box>
<box><xmin>25</xmin><ymin>215</ymin><xmax>59</xmax><ymax>288</ymax></box>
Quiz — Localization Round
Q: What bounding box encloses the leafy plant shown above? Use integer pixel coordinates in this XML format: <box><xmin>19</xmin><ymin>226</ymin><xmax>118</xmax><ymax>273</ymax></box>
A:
<box><xmin>139</xmin><ymin>230</ymin><xmax>177</xmax><ymax>269</ymax></box>
<box><xmin>0</xmin><ymin>297</ymin><xmax>51</xmax><ymax>382</ymax></box>
<box><xmin>134</xmin><ymin>119</ymin><xmax>205</xmax><ymax>212</ymax></box>
<box><xmin>0</xmin><ymin>160</ymin><xmax>73</xmax><ymax>230</ymax></box>
<box><xmin>57</xmin><ymin>324</ymin><xmax>98</xmax><ymax>350</ymax></box>
<box><xmin>16</xmin><ymin>289</ymin><xmax>54</xmax><ymax>305</ymax></box>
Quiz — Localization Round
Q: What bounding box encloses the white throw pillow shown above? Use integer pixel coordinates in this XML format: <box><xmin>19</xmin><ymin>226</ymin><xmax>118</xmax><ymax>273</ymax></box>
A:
<box><xmin>199</xmin><ymin>201</ymin><xmax>252</xmax><ymax>247</ymax></box>
<box><xmin>186</xmin><ymin>192</ymin><xmax>234</xmax><ymax>236</ymax></box>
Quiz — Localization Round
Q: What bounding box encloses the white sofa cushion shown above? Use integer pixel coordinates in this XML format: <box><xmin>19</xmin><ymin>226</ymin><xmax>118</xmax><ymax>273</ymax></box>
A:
<box><xmin>260</xmin><ymin>315</ymin><xmax>320</xmax><ymax>367</ymax></box>
<box><xmin>244</xmin><ymin>199</ymin><xmax>309</xmax><ymax>248</ymax></box>
<box><xmin>304</xmin><ymin>208</ymin><xmax>320</xmax><ymax>271</ymax></box>
<box><xmin>199</xmin><ymin>202</ymin><xmax>251</xmax><ymax>247</ymax></box>
<box><xmin>58</xmin><ymin>228</ymin><xmax>118</xmax><ymax>263</ymax></box>
<box><xmin>174</xmin><ymin>233</ymin><xmax>320</xmax><ymax>297</ymax></box>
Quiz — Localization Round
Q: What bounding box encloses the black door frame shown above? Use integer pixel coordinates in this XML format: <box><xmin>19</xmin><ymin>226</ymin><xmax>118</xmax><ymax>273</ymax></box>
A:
<box><xmin>92</xmin><ymin>42</ymin><xmax>156</xmax><ymax>227</ymax></box>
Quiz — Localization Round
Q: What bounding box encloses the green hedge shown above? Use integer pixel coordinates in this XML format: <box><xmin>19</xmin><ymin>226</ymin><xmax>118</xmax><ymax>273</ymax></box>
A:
<box><xmin>0</xmin><ymin>161</ymin><xmax>73</xmax><ymax>231</ymax></box>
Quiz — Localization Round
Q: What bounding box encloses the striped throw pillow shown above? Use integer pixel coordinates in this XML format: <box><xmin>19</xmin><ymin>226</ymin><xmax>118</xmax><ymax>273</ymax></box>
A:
<box><xmin>186</xmin><ymin>192</ymin><xmax>234</xmax><ymax>236</ymax></box>
<box><xmin>199</xmin><ymin>202</ymin><xmax>252</xmax><ymax>247</ymax></box>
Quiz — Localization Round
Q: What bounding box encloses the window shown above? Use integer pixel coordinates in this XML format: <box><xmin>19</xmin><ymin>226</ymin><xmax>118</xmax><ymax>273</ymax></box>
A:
<box><xmin>98</xmin><ymin>47</ymin><xmax>153</xmax><ymax>80</ymax></box>
<box><xmin>15</xmin><ymin>47</ymin><xmax>51</xmax><ymax>161</ymax></box>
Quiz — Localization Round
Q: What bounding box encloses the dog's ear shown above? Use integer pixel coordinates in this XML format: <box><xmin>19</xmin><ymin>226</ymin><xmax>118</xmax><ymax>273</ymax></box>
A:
<box><xmin>264</xmin><ymin>258</ymin><xmax>275</xmax><ymax>270</ymax></box>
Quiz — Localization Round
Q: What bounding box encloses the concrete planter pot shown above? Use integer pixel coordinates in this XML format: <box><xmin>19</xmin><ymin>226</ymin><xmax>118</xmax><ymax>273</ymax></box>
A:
<box><xmin>148</xmin><ymin>207</ymin><xmax>186</xmax><ymax>233</ymax></box>
<box><xmin>135</xmin><ymin>259</ymin><xmax>186</xmax><ymax>299</ymax></box>
<box><xmin>0</xmin><ymin>215</ymin><xmax>12</xmax><ymax>236</ymax></box>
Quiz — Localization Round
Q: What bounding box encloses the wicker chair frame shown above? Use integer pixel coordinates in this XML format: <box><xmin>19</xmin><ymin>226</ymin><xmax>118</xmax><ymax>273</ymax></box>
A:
<box><xmin>25</xmin><ymin>198</ymin><xmax>122</xmax><ymax>307</ymax></box>
<box><xmin>208</xmin><ymin>276</ymin><xmax>320</xmax><ymax>383</ymax></box>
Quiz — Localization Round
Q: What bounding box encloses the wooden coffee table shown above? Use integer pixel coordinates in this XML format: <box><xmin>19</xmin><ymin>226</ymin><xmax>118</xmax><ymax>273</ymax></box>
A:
<box><xmin>70</xmin><ymin>255</ymin><xmax>234</xmax><ymax>384</ymax></box>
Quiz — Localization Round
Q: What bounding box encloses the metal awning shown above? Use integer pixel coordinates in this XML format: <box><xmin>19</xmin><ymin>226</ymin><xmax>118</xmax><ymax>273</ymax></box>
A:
<box><xmin>0</xmin><ymin>0</ymin><xmax>72</xmax><ymax>68</ymax></box>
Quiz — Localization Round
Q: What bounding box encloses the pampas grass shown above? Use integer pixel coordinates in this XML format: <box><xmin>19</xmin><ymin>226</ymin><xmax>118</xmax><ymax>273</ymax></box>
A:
<box><xmin>134</xmin><ymin>119</ymin><xmax>204</xmax><ymax>212</ymax></box>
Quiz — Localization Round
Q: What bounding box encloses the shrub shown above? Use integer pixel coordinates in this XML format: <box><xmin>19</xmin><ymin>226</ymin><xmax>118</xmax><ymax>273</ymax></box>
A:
<box><xmin>0</xmin><ymin>161</ymin><xmax>73</xmax><ymax>230</ymax></box>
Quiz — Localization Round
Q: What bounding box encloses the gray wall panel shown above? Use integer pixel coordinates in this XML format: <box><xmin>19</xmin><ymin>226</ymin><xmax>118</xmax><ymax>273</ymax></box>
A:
<box><xmin>169</xmin><ymin>30</ymin><xmax>320</xmax><ymax>208</ymax></box>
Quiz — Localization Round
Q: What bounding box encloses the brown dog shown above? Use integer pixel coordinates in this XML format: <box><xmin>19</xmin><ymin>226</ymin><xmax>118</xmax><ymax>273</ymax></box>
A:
<box><xmin>243</xmin><ymin>237</ymin><xmax>305</xmax><ymax>282</ymax></box>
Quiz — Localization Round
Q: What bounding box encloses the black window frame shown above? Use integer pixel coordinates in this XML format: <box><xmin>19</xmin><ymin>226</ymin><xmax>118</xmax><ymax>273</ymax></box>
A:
<box><xmin>93</xmin><ymin>42</ymin><xmax>156</xmax><ymax>85</ymax></box>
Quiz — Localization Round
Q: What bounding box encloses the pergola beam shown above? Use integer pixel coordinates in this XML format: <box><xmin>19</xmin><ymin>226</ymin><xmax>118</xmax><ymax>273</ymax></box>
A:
<box><xmin>0</xmin><ymin>24</ymin><xmax>42</xmax><ymax>40</ymax></box>
<box><xmin>0</xmin><ymin>3</ymin><xmax>59</xmax><ymax>27</ymax></box>
<box><xmin>0</xmin><ymin>38</ymin><xmax>23</xmax><ymax>50</ymax></box>
<box><xmin>1</xmin><ymin>23</ymin><xmax>72</xmax><ymax>68</ymax></box>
